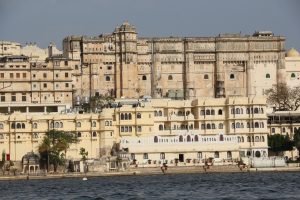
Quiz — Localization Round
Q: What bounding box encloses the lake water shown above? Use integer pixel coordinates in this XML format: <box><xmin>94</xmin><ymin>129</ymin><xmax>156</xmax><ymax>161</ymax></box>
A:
<box><xmin>0</xmin><ymin>172</ymin><xmax>300</xmax><ymax>200</ymax></box>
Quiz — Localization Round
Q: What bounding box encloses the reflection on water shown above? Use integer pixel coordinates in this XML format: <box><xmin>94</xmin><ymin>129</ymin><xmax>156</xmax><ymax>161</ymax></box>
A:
<box><xmin>0</xmin><ymin>172</ymin><xmax>300</xmax><ymax>200</ymax></box>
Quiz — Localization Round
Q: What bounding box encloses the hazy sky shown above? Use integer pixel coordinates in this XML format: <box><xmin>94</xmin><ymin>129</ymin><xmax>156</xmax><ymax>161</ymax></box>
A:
<box><xmin>0</xmin><ymin>0</ymin><xmax>299</xmax><ymax>50</ymax></box>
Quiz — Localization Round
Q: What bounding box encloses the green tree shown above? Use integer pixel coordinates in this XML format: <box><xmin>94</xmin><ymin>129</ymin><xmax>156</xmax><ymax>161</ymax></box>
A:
<box><xmin>90</xmin><ymin>94</ymin><xmax>114</xmax><ymax>113</ymax></box>
<box><xmin>265</xmin><ymin>83</ymin><xmax>300</xmax><ymax>111</ymax></box>
<box><xmin>268</xmin><ymin>134</ymin><xmax>294</xmax><ymax>156</ymax></box>
<box><xmin>79</xmin><ymin>148</ymin><xmax>88</xmax><ymax>161</ymax></box>
<box><xmin>294</xmin><ymin>128</ymin><xmax>300</xmax><ymax>158</ymax></box>
<box><xmin>38</xmin><ymin>130</ymin><xmax>78</xmax><ymax>172</ymax></box>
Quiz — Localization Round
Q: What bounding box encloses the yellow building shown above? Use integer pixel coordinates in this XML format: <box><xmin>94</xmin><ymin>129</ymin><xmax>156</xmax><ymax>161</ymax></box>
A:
<box><xmin>0</xmin><ymin>97</ymin><xmax>268</xmax><ymax>166</ymax></box>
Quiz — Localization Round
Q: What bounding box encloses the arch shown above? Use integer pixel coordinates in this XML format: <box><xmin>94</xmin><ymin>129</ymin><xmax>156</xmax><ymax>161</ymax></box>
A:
<box><xmin>261</xmin><ymin>108</ymin><xmax>264</xmax><ymax>113</ymax></box>
<box><xmin>32</xmin><ymin>123</ymin><xmax>37</xmax><ymax>129</ymax></box>
<box><xmin>105</xmin><ymin>121</ymin><xmax>109</xmax><ymax>126</ymax></box>
<box><xmin>159</xmin><ymin>124</ymin><xmax>164</xmax><ymax>131</ymax></box>
<box><xmin>194</xmin><ymin>135</ymin><xmax>199</xmax><ymax>142</ymax></box>
<box><xmin>154</xmin><ymin>136</ymin><xmax>158</xmax><ymax>143</ymax></box>
<box><xmin>254</xmin><ymin>122</ymin><xmax>259</xmax><ymax>128</ymax></box>
<box><xmin>247</xmin><ymin>122</ymin><xmax>250</xmax><ymax>128</ymax></box>
<box><xmin>218</xmin><ymin>109</ymin><xmax>223</xmax><ymax>115</ymax></box>
<box><xmin>17</xmin><ymin>123</ymin><xmax>21</xmax><ymax>129</ymax></box>
<box><xmin>128</xmin><ymin>113</ymin><xmax>132</xmax><ymax>120</ymax></box>
<box><xmin>206</xmin><ymin>110</ymin><xmax>210</xmax><ymax>115</ymax></box>
<box><xmin>247</xmin><ymin>136</ymin><xmax>251</xmax><ymax>142</ymax></box>
<box><xmin>218</xmin><ymin>123</ymin><xmax>223</xmax><ymax>129</ymax></box>
<box><xmin>230</xmin><ymin>74</ymin><xmax>235</xmax><ymax>79</ymax></box>
<box><xmin>168</xmin><ymin>75</ymin><xmax>173</xmax><ymax>80</ymax></box>
<box><xmin>211</xmin><ymin>109</ymin><xmax>215</xmax><ymax>115</ymax></box>
<box><xmin>187</xmin><ymin>135</ymin><xmax>191</xmax><ymax>142</ymax></box>
<box><xmin>22</xmin><ymin>123</ymin><xmax>25</xmax><ymax>129</ymax></box>
<box><xmin>214</xmin><ymin>151</ymin><xmax>219</xmax><ymax>158</ymax></box>
<box><xmin>121</xmin><ymin>113</ymin><xmax>124</xmax><ymax>120</ymax></box>
<box><xmin>231</xmin><ymin>108</ymin><xmax>235</xmax><ymax>114</ymax></box>
<box><xmin>206</xmin><ymin>124</ymin><xmax>211</xmax><ymax>129</ymax></box>
<box><xmin>60</xmin><ymin>122</ymin><xmax>63</xmax><ymax>128</ymax></box>
<box><xmin>105</xmin><ymin>76</ymin><xmax>110</xmax><ymax>81</ymax></box>
<box><xmin>137</xmin><ymin>113</ymin><xmax>141</xmax><ymax>119</ymax></box>
<box><xmin>236</xmin><ymin>108</ymin><xmax>240</xmax><ymax>114</ymax></box>
<box><xmin>77</xmin><ymin>132</ymin><xmax>81</xmax><ymax>137</ymax></box>
<box><xmin>55</xmin><ymin>122</ymin><xmax>59</xmax><ymax>128</ymax></box>
<box><xmin>124</xmin><ymin>113</ymin><xmax>128</xmax><ymax>120</ymax></box>
<box><xmin>201</xmin><ymin>124</ymin><xmax>205</xmax><ymax>130</ymax></box>
<box><xmin>178</xmin><ymin>111</ymin><xmax>183</xmax><ymax>116</ymax></box>
<box><xmin>158</xmin><ymin>110</ymin><xmax>162</xmax><ymax>116</ymax></box>
<box><xmin>271</xmin><ymin>128</ymin><xmax>275</xmax><ymax>133</ymax></box>
<box><xmin>49</xmin><ymin>122</ymin><xmax>54</xmax><ymax>129</ymax></box>
<box><xmin>240</xmin><ymin>123</ymin><xmax>244</xmax><ymax>128</ymax></box>
<box><xmin>92</xmin><ymin>121</ymin><xmax>96</xmax><ymax>127</ymax></box>
<box><xmin>254</xmin><ymin>108</ymin><xmax>259</xmax><ymax>114</ymax></box>
<box><xmin>261</xmin><ymin>136</ymin><xmax>265</xmax><ymax>142</ymax></box>
<box><xmin>77</xmin><ymin>122</ymin><xmax>81</xmax><ymax>128</ymax></box>
<box><xmin>142</xmin><ymin>75</ymin><xmax>147</xmax><ymax>80</ymax></box>
<box><xmin>220</xmin><ymin>135</ymin><xmax>224</xmax><ymax>141</ymax></box>
<box><xmin>255</xmin><ymin>136</ymin><xmax>260</xmax><ymax>142</ymax></box>
<box><xmin>227</xmin><ymin>151</ymin><xmax>232</xmax><ymax>159</ymax></box>
<box><xmin>197</xmin><ymin>152</ymin><xmax>202</xmax><ymax>159</ymax></box>
<box><xmin>260</xmin><ymin>122</ymin><xmax>264</xmax><ymax>128</ymax></box>
<box><xmin>291</xmin><ymin>73</ymin><xmax>296</xmax><ymax>78</ymax></box>
<box><xmin>154</xmin><ymin>111</ymin><xmax>158</xmax><ymax>116</ymax></box>
<box><xmin>246</xmin><ymin>108</ymin><xmax>250</xmax><ymax>114</ymax></box>
<box><xmin>212</xmin><ymin>123</ymin><xmax>216</xmax><ymax>129</ymax></box>
<box><xmin>240</xmin><ymin>108</ymin><xmax>243</xmax><ymax>114</ymax></box>
<box><xmin>266</xmin><ymin>73</ymin><xmax>270</xmax><ymax>78</ymax></box>
<box><xmin>231</xmin><ymin>123</ymin><xmax>235</xmax><ymax>129</ymax></box>
<box><xmin>0</xmin><ymin>133</ymin><xmax>4</xmax><ymax>139</ymax></box>
<box><xmin>241</xmin><ymin>136</ymin><xmax>244</xmax><ymax>142</ymax></box>
<box><xmin>236</xmin><ymin>122</ymin><xmax>240</xmax><ymax>128</ymax></box>
<box><xmin>179</xmin><ymin>135</ymin><xmax>183</xmax><ymax>142</ymax></box>
<box><xmin>92</xmin><ymin>132</ymin><xmax>97</xmax><ymax>137</ymax></box>
<box><xmin>204</xmin><ymin>74</ymin><xmax>209</xmax><ymax>79</ymax></box>
<box><xmin>255</xmin><ymin>151</ymin><xmax>261</xmax><ymax>158</ymax></box>
<box><xmin>200</xmin><ymin>110</ymin><xmax>205</xmax><ymax>116</ymax></box>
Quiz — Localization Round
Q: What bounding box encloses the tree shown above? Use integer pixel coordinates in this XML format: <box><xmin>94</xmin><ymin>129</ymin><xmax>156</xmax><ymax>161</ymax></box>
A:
<box><xmin>265</xmin><ymin>83</ymin><xmax>300</xmax><ymax>111</ymax></box>
<box><xmin>79</xmin><ymin>148</ymin><xmax>88</xmax><ymax>173</ymax></box>
<box><xmin>294</xmin><ymin>128</ymin><xmax>300</xmax><ymax>158</ymax></box>
<box><xmin>38</xmin><ymin>130</ymin><xmax>78</xmax><ymax>172</ymax></box>
<box><xmin>90</xmin><ymin>94</ymin><xmax>114</xmax><ymax>112</ymax></box>
<box><xmin>268</xmin><ymin>134</ymin><xmax>294</xmax><ymax>156</ymax></box>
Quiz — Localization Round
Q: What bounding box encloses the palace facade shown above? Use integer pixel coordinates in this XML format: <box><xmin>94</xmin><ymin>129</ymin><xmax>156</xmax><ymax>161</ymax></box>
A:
<box><xmin>0</xmin><ymin>97</ymin><xmax>268</xmax><ymax>165</ymax></box>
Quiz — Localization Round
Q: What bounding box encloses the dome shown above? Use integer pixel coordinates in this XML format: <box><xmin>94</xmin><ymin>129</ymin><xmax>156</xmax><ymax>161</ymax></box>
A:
<box><xmin>286</xmin><ymin>48</ymin><xmax>300</xmax><ymax>57</ymax></box>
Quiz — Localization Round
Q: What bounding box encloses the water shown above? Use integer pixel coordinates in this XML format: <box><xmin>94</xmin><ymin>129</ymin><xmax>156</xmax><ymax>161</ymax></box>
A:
<box><xmin>0</xmin><ymin>172</ymin><xmax>300</xmax><ymax>200</ymax></box>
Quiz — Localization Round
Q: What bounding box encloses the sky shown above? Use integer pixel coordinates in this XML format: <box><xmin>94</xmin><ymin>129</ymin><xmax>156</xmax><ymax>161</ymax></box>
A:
<box><xmin>0</xmin><ymin>0</ymin><xmax>299</xmax><ymax>50</ymax></box>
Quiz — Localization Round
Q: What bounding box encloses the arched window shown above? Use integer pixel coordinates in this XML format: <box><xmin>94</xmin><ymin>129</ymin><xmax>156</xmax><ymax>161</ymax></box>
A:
<box><xmin>121</xmin><ymin>113</ymin><xmax>124</xmax><ymax>120</ymax></box>
<box><xmin>255</xmin><ymin>136</ymin><xmax>260</xmax><ymax>142</ymax></box>
<box><xmin>128</xmin><ymin>113</ymin><xmax>132</xmax><ymax>120</ymax></box>
<box><xmin>168</xmin><ymin>75</ymin><xmax>173</xmax><ymax>80</ymax></box>
<box><xmin>240</xmin><ymin>108</ymin><xmax>243</xmax><ymax>114</ymax></box>
<box><xmin>137</xmin><ymin>113</ymin><xmax>141</xmax><ymax>119</ymax></box>
<box><xmin>291</xmin><ymin>73</ymin><xmax>296</xmax><ymax>78</ymax></box>
<box><xmin>179</xmin><ymin>135</ymin><xmax>183</xmax><ymax>142</ymax></box>
<box><xmin>218</xmin><ymin>109</ymin><xmax>222</xmax><ymax>115</ymax></box>
<box><xmin>236</xmin><ymin>122</ymin><xmax>240</xmax><ymax>128</ymax></box>
<box><xmin>92</xmin><ymin>121</ymin><xmax>96</xmax><ymax>127</ymax></box>
<box><xmin>76</xmin><ymin>122</ymin><xmax>81</xmax><ymax>128</ymax></box>
<box><xmin>60</xmin><ymin>122</ymin><xmax>63</xmax><ymax>128</ymax></box>
<box><xmin>261</xmin><ymin>108</ymin><xmax>264</xmax><ymax>113</ymax></box>
<box><xmin>0</xmin><ymin>123</ymin><xmax>3</xmax><ymax>129</ymax></box>
<box><xmin>211</xmin><ymin>109</ymin><xmax>215</xmax><ymax>115</ymax></box>
<box><xmin>246</xmin><ymin>108</ymin><xmax>250</xmax><ymax>114</ymax></box>
<box><xmin>227</xmin><ymin>151</ymin><xmax>232</xmax><ymax>159</ymax></box>
<box><xmin>206</xmin><ymin>110</ymin><xmax>210</xmax><ymax>115</ymax></box>
<box><xmin>241</xmin><ymin>123</ymin><xmax>244</xmax><ymax>128</ymax></box>
<box><xmin>158</xmin><ymin>110</ymin><xmax>162</xmax><ymax>116</ymax></box>
<box><xmin>200</xmin><ymin>110</ymin><xmax>205</xmax><ymax>116</ymax></box>
<box><xmin>187</xmin><ymin>135</ymin><xmax>191</xmax><ymax>142</ymax></box>
<box><xmin>55</xmin><ymin>122</ymin><xmax>59</xmax><ymax>128</ymax></box>
<box><xmin>212</xmin><ymin>123</ymin><xmax>216</xmax><ymax>129</ymax></box>
<box><xmin>142</xmin><ymin>75</ymin><xmax>147</xmax><ymax>80</ymax></box>
<box><xmin>204</xmin><ymin>74</ymin><xmax>209</xmax><ymax>79</ymax></box>
<box><xmin>178</xmin><ymin>111</ymin><xmax>183</xmax><ymax>116</ymax></box>
<box><xmin>77</xmin><ymin>132</ymin><xmax>81</xmax><ymax>137</ymax></box>
<box><xmin>32</xmin><ymin>123</ymin><xmax>37</xmax><ymax>129</ymax></box>
<box><xmin>247</xmin><ymin>136</ymin><xmax>251</xmax><ymax>142</ymax></box>
<box><xmin>266</xmin><ymin>73</ymin><xmax>270</xmax><ymax>78</ymax></box>
<box><xmin>254</xmin><ymin>122</ymin><xmax>259</xmax><ymax>128</ymax></box>
<box><xmin>201</xmin><ymin>124</ymin><xmax>205</xmax><ymax>130</ymax></box>
<box><xmin>260</xmin><ymin>122</ymin><xmax>264</xmax><ymax>128</ymax></box>
<box><xmin>231</xmin><ymin>108</ymin><xmax>235</xmax><ymax>114</ymax></box>
<box><xmin>124</xmin><ymin>113</ymin><xmax>128</xmax><ymax>120</ymax></box>
<box><xmin>271</xmin><ymin>128</ymin><xmax>275</xmax><ymax>133</ymax></box>
<box><xmin>0</xmin><ymin>133</ymin><xmax>4</xmax><ymax>139</ymax></box>
<box><xmin>236</xmin><ymin>108</ymin><xmax>240</xmax><ymax>114</ymax></box>
<box><xmin>214</xmin><ymin>151</ymin><xmax>219</xmax><ymax>158</ymax></box>
<box><xmin>92</xmin><ymin>132</ymin><xmax>97</xmax><ymax>137</ymax></box>
<box><xmin>241</xmin><ymin>136</ymin><xmax>244</xmax><ymax>142</ymax></box>
<box><xmin>206</xmin><ymin>124</ymin><xmax>211</xmax><ymax>129</ymax></box>
<box><xmin>17</xmin><ymin>123</ymin><xmax>21</xmax><ymax>129</ymax></box>
<box><xmin>154</xmin><ymin>136</ymin><xmax>158</xmax><ymax>143</ymax></box>
<box><xmin>49</xmin><ymin>122</ymin><xmax>54</xmax><ymax>129</ymax></box>
<box><xmin>154</xmin><ymin>111</ymin><xmax>158</xmax><ymax>116</ymax></box>
<box><xmin>159</xmin><ymin>124</ymin><xmax>164</xmax><ymax>131</ymax></box>
<box><xmin>230</xmin><ymin>74</ymin><xmax>235</xmax><ymax>79</ymax></box>
<box><xmin>220</xmin><ymin>135</ymin><xmax>224</xmax><ymax>141</ymax></box>
<box><xmin>247</xmin><ymin>122</ymin><xmax>250</xmax><ymax>128</ymax></box>
<box><xmin>194</xmin><ymin>135</ymin><xmax>199</xmax><ymax>142</ymax></box>
<box><xmin>197</xmin><ymin>152</ymin><xmax>202</xmax><ymax>159</ymax></box>
<box><xmin>105</xmin><ymin>121</ymin><xmax>109</xmax><ymax>126</ymax></box>
<box><xmin>105</xmin><ymin>76</ymin><xmax>110</xmax><ymax>81</ymax></box>
<box><xmin>231</xmin><ymin>123</ymin><xmax>235</xmax><ymax>129</ymax></box>
<box><xmin>218</xmin><ymin>123</ymin><xmax>223</xmax><ymax>129</ymax></box>
<box><xmin>254</xmin><ymin>108</ymin><xmax>259</xmax><ymax>114</ymax></box>
<box><xmin>261</xmin><ymin>136</ymin><xmax>265</xmax><ymax>142</ymax></box>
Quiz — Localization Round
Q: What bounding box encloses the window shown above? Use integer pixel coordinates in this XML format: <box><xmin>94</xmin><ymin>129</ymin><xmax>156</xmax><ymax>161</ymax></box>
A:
<box><xmin>218</xmin><ymin>123</ymin><xmax>223</xmax><ymax>129</ymax></box>
<box><xmin>0</xmin><ymin>133</ymin><xmax>4</xmax><ymax>139</ymax></box>
<box><xmin>159</xmin><ymin>124</ymin><xmax>164</xmax><ymax>131</ymax></box>
<box><xmin>227</xmin><ymin>151</ymin><xmax>232</xmax><ymax>159</ymax></box>
<box><xmin>76</xmin><ymin>122</ymin><xmax>81</xmax><ymax>128</ymax></box>
<box><xmin>65</xmin><ymin>73</ymin><xmax>69</xmax><ymax>78</ymax></box>
<box><xmin>160</xmin><ymin>153</ymin><xmax>165</xmax><ymax>159</ymax></box>
<box><xmin>65</xmin><ymin>83</ymin><xmax>69</xmax><ymax>88</ymax></box>
<box><xmin>214</xmin><ymin>151</ymin><xmax>219</xmax><ymax>158</ymax></box>
<box><xmin>154</xmin><ymin>136</ymin><xmax>158</xmax><ymax>143</ymax></box>
<box><xmin>0</xmin><ymin>123</ymin><xmax>3</xmax><ymax>129</ymax></box>
<box><xmin>168</xmin><ymin>75</ymin><xmax>173</xmax><ymax>80</ymax></box>
<box><xmin>10</xmin><ymin>73</ymin><xmax>13</xmax><ymax>78</ymax></box>
<box><xmin>33</xmin><ymin>123</ymin><xmax>37</xmax><ymax>129</ymax></box>
<box><xmin>22</xmin><ymin>93</ymin><xmax>26</xmax><ymax>102</ymax></box>
<box><xmin>107</xmin><ymin>66</ymin><xmax>112</xmax><ymax>70</ymax></box>
<box><xmin>43</xmin><ymin>73</ymin><xmax>47</xmax><ymax>78</ymax></box>
<box><xmin>0</xmin><ymin>73</ymin><xmax>3</xmax><ymax>78</ymax></box>
<box><xmin>179</xmin><ymin>135</ymin><xmax>183</xmax><ymax>142</ymax></box>
<box><xmin>212</xmin><ymin>123</ymin><xmax>216</xmax><ymax>129</ymax></box>
<box><xmin>291</xmin><ymin>73</ymin><xmax>296</xmax><ymax>78</ymax></box>
<box><xmin>11</xmin><ymin>93</ymin><xmax>16</xmax><ymax>102</ymax></box>
<box><xmin>44</xmin><ymin>83</ymin><xmax>47</xmax><ymax>88</ymax></box>
<box><xmin>197</xmin><ymin>152</ymin><xmax>202</xmax><ymax>159</ymax></box>
<box><xmin>187</xmin><ymin>135</ymin><xmax>191</xmax><ymax>142</ymax></box>
<box><xmin>220</xmin><ymin>135</ymin><xmax>224</xmax><ymax>141</ymax></box>
<box><xmin>254</xmin><ymin>122</ymin><xmax>259</xmax><ymax>128</ymax></box>
<box><xmin>282</xmin><ymin>127</ymin><xmax>286</xmax><ymax>133</ymax></box>
<box><xmin>23</xmin><ymin>73</ymin><xmax>26</xmax><ymax>78</ymax></box>
<box><xmin>266</xmin><ymin>74</ymin><xmax>270</xmax><ymax>78</ymax></box>
<box><xmin>230</xmin><ymin>74</ymin><xmax>235</xmax><ymax>79</ymax></box>
<box><xmin>142</xmin><ymin>75</ymin><xmax>147</xmax><ymax>80</ymax></box>
<box><xmin>92</xmin><ymin>132</ymin><xmax>97</xmax><ymax>137</ymax></box>
<box><xmin>137</xmin><ymin>126</ymin><xmax>142</xmax><ymax>132</ymax></box>
<box><xmin>64</xmin><ymin>61</ymin><xmax>68</xmax><ymax>66</ymax></box>
<box><xmin>77</xmin><ymin>132</ymin><xmax>81</xmax><ymax>137</ymax></box>
<box><xmin>92</xmin><ymin>121</ymin><xmax>96</xmax><ymax>127</ymax></box>
<box><xmin>211</xmin><ymin>110</ymin><xmax>215</xmax><ymax>115</ymax></box>
<box><xmin>60</xmin><ymin>122</ymin><xmax>63</xmax><ymax>128</ymax></box>
<box><xmin>271</xmin><ymin>128</ymin><xmax>275</xmax><ymax>133</ymax></box>
<box><xmin>131</xmin><ymin>153</ymin><xmax>135</xmax><ymax>160</ymax></box>
<box><xmin>55</xmin><ymin>122</ymin><xmax>59</xmax><ymax>128</ymax></box>
<box><xmin>206</xmin><ymin>124</ymin><xmax>211</xmax><ymax>129</ymax></box>
<box><xmin>33</xmin><ymin>74</ymin><xmax>36</xmax><ymax>78</ymax></box>
<box><xmin>218</xmin><ymin>109</ymin><xmax>222</xmax><ymax>115</ymax></box>
<box><xmin>16</xmin><ymin>73</ymin><xmax>20</xmax><ymax>78</ymax></box>
<box><xmin>137</xmin><ymin>113</ymin><xmax>141</xmax><ymax>119</ymax></box>
<box><xmin>143</xmin><ymin>153</ymin><xmax>148</xmax><ymax>159</ymax></box>
<box><xmin>106</xmin><ymin>76</ymin><xmax>110</xmax><ymax>81</ymax></box>
<box><xmin>204</xmin><ymin>74</ymin><xmax>209</xmax><ymax>79</ymax></box>
<box><xmin>206</xmin><ymin>110</ymin><xmax>210</xmax><ymax>115</ymax></box>
<box><xmin>194</xmin><ymin>135</ymin><xmax>199</xmax><ymax>142</ymax></box>
<box><xmin>0</xmin><ymin>93</ymin><xmax>5</xmax><ymax>102</ymax></box>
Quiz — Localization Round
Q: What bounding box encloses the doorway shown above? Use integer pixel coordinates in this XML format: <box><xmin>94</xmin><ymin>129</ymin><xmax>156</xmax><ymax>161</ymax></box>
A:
<box><xmin>179</xmin><ymin>154</ymin><xmax>184</xmax><ymax>162</ymax></box>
